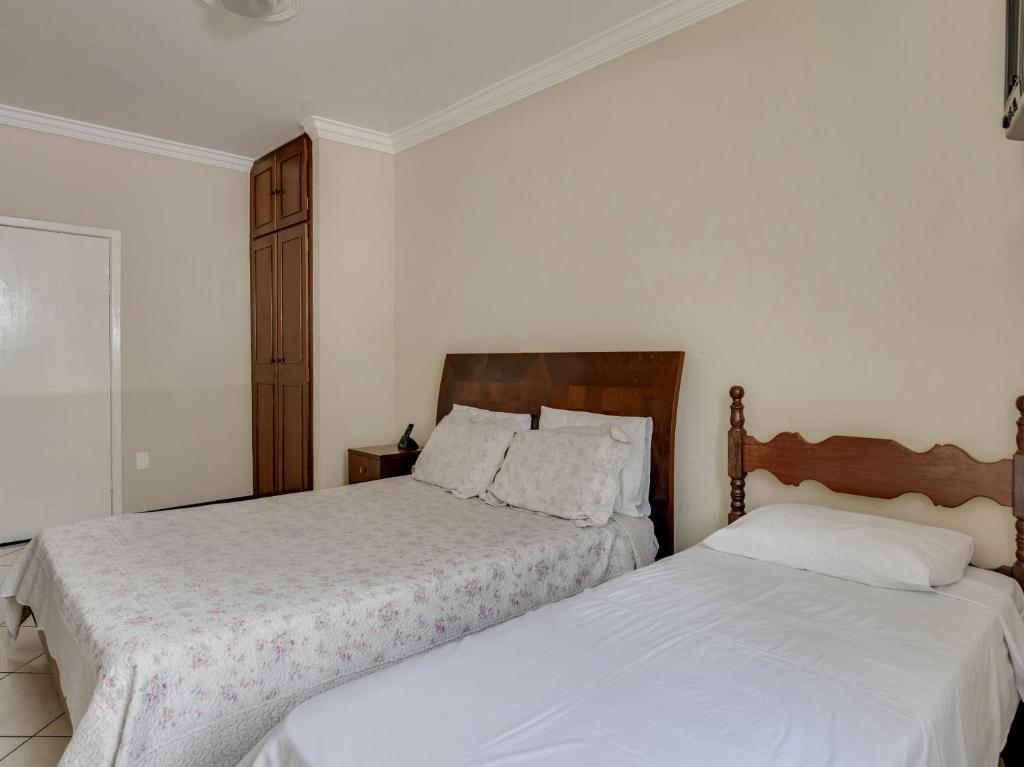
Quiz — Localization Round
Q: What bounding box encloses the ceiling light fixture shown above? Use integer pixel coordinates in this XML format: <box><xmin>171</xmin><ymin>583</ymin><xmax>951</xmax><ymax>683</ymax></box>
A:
<box><xmin>202</xmin><ymin>0</ymin><xmax>301</xmax><ymax>22</ymax></box>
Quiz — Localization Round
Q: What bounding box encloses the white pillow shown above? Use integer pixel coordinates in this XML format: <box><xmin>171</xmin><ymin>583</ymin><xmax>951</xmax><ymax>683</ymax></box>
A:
<box><xmin>484</xmin><ymin>424</ymin><xmax>631</xmax><ymax>527</ymax></box>
<box><xmin>702</xmin><ymin>503</ymin><xmax>974</xmax><ymax>591</ymax></box>
<box><xmin>412</xmin><ymin>413</ymin><xmax>515</xmax><ymax>499</ymax></box>
<box><xmin>452</xmin><ymin>404</ymin><xmax>532</xmax><ymax>431</ymax></box>
<box><xmin>539</xmin><ymin>406</ymin><xmax>652</xmax><ymax>517</ymax></box>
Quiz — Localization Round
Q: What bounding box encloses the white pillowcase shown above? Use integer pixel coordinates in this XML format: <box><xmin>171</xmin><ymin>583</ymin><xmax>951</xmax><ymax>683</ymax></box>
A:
<box><xmin>452</xmin><ymin>404</ymin><xmax>532</xmax><ymax>431</ymax></box>
<box><xmin>702</xmin><ymin>503</ymin><xmax>974</xmax><ymax>591</ymax></box>
<box><xmin>485</xmin><ymin>424</ymin><xmax>632</xmax><ymax>527</ymax></box>
<box><xmin>412</xmin><ymin>413</ymin><xmax>515</xmax><ymax>499</ymax></box>
<box><xmin>539</xmin><ymin>406</ymin><xmax>652</xmax><ymax>518</ymax></box>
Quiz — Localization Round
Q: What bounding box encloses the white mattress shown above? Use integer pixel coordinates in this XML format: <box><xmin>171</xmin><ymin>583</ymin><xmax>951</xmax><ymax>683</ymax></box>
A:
<box><xmin>1</xmin><ymin>477</ymin><xmax>651</xmax><ymax>767</ymax></box>
<box><xmin>241</xmin><ymin>545</ymin><xmax>1024</xmax><ymax>767</ymax></box>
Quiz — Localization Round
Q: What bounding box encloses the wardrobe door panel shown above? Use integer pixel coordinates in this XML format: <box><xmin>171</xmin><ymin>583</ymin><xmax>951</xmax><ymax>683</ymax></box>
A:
<box><xmin>251</xmin><ymin>235</ymin><xmax>276</xmax><ymax>366</ymax></box>
<box><xmin>276</xmin><ymin>137</ymin><xmax>308</xmax><ymax>229</ymax></box>
<box><xmin>279</xmin><ymin>382</ymin><xmax>308</xmax><ymax>493</ymax></box>
<box><xmin>251</xmin><ymin>234</ymin><xmax>279</xmax><ymax>495</ymax></box>
<box><xmin>277</xmin><ymin>224</ymin><xmax>307</xmax><ymax>366</ymax></box>
<box><xmin>253</xmin><ymin>381</ymin><xmax>277</xmax><ymax>496</ymax></box>
<box><xmin>276</xmin><ymin>222</ymin><xmax>310</xmax><ymax>492</ymax></box>
<box><xmin>251</xmin><ymin>156</ymin><xmax>276</xmax><ymax>237</ymax></box>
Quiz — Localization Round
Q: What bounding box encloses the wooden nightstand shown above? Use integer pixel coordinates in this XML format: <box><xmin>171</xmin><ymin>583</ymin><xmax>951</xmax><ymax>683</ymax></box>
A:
<box><xmin>348</xmin><ymin>445</ymin><xmax>421</xmax><ymax>485</ymax></box>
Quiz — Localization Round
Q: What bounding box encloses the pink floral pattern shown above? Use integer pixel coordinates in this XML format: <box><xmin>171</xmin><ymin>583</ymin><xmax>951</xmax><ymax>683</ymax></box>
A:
<box><xmin>411</xmin><ymin>413</ymin><xmax>516</xmax><ymax>498</ymax></box>
<box><xmin>486</xmin><ymin>425</ymin><xmax>632</xmax><ymax>526</ymax></box>
<box><xmin>2</xmin><ymin>477</ymin><xmax>640</xmax><ymax>767</ymax></box>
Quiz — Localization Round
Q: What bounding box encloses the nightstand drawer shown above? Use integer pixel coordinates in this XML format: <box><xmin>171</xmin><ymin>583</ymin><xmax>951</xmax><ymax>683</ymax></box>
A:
<box><xmin>348</xmin><ymin>454</ymin><xmax>381</xmax><ymax>484</ymax></box>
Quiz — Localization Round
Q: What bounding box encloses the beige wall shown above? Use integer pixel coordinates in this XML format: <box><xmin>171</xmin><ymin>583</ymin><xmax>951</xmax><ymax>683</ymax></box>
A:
<box><xmin>394</xmin><ymin>0</ymin><xmax>1024</xmax><ymax>566</ymax></box>
<box><xmin>312</xmin><ymin>139</ymin><xmax>396</xmax><ymax>488</ymax></box>
<box><xmin>0</xmin><ymin>123</ymin><xmax>251</xmax><ymax>513</ymax></box>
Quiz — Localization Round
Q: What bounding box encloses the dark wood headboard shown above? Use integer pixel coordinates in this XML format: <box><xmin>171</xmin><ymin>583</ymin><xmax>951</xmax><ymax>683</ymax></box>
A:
<box><xmin>436</xmin><ymin>352</ymin><xmax>684</xmax><ymax>556</ymax></box>
<box><xmin>727</xmin><ymin>385</ymin><xmax>1024</xmax><ymax>584</ymax></box>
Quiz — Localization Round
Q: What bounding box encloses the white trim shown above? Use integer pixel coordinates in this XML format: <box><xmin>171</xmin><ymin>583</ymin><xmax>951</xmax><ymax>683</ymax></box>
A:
<box><xmin>0</xmin><ymin>104</ymin><xmax>252</xmax><ymax>171</ymax></box>
<box><xmin>390</xmin><ymin>0</ymin><xmax>749</xmax><ymax>152</ymax></box>
<box><xmin>0</xmin><ymin>215</ymin><xmax>124</xmax><ymax>517</ymax></box>
<box><xmin>301</xmin><ymin>116</ymin><xmax>395</xmax><ymax>154</ymax></box>
<box><xmin>109</xmin><ymin>230</ymin><xmax>123</xmax><ymax>517</ymax></box>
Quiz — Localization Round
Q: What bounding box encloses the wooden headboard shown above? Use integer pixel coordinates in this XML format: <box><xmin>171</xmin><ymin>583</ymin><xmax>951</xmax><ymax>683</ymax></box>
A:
<box><xmin>436</xmin><ymin>352</ymin><xmax>684</xmax><ymax>556</ymax></box>
<box><xmin>727</xmin><ymin>385</ymin><xmax>1024</xmax><ymax>584</ymax></box>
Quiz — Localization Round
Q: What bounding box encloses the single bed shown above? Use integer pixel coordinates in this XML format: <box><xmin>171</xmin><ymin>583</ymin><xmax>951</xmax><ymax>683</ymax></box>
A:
<box><xmin>240</xmin><ymin>386</ymin><xmax>1024</xmax><ymax>767</ymax></box>
<box><xmin>0</xmin><ymin>351</ymin><xmax>684</xmax><ymax>767</ymax></box>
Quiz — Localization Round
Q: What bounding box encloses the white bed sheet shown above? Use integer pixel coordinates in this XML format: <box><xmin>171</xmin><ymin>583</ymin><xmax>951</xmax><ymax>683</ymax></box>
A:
<box><xmin>241</xmin><ymin>545</ymin><xmax>1024</xmax><ymax>767</ymax></box>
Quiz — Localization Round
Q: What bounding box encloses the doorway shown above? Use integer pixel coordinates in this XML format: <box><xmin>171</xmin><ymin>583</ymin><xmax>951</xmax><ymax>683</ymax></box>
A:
<box><xmin>0</xmin><ymin>216</ymin><xmax>122</xmax><ymax>543</ymax></box>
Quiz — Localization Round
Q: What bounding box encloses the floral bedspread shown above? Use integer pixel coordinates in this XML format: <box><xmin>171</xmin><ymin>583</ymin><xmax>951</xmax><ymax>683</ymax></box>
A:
<box><xmin>1</xmin><ymin>477</ymin><xmax>642</xmax><ymax>767</ymax></box>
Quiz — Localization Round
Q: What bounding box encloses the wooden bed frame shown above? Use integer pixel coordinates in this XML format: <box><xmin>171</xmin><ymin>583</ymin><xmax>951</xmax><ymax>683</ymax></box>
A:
<box><xmin>436</xmin><ymin>351</ymin><xmax>685</xmax><ymax>556</ymax></box>
<box><xmin>727</xmin><ymin>385</ymin><xmax>1024</xmax><ymax>585</ymax></box>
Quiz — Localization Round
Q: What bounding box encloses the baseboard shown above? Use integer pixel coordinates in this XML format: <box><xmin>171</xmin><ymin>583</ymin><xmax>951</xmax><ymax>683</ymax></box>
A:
<box><xmin>143</xmin><ymin>495</ymin><xmax>255</xmax><ymax>513</ymax></box>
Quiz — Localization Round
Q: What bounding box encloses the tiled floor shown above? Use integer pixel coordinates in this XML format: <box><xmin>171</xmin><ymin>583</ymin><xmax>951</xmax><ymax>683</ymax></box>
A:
<box><xmin>0</xmin><ymin>543</ymin><xmax>70</xmax><ymax>766</ymax></box>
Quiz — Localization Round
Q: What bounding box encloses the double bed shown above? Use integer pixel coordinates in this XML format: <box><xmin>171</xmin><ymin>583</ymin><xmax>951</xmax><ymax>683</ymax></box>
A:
<box><xmin>1</xmin><ymin>351</ymin><xmax>684</xmax><ymax>767</ymax></box>
<box><xmin>242</xmin><ymin>386</ymin><xmax>1024</xmax><ymax>767</ymax></box>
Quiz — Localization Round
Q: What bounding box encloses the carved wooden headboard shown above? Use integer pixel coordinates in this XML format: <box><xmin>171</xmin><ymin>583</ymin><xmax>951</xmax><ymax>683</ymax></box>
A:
<box><xmin>436</xmin><ymin>352</ymin><xmax>684</xmax><ymax>557</ymax></box>
<box><xmin>727</xmin><ymin>386</ymin><xmax>1024</xmax><ymax>584</ymax></box>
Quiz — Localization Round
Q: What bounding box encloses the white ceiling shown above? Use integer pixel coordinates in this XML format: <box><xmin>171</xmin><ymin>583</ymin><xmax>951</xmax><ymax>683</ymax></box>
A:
<box><xmin>0</xmin><ymin>0</ymin><xmax>678</xmax><ymax>158</ymax></box>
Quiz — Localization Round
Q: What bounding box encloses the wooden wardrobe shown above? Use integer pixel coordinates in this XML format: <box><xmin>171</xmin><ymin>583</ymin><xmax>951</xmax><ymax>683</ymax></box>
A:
<box><xmin>250</xmin><ymin>135</ymin><xmax>313</xmax><ymax>496</ymax></box>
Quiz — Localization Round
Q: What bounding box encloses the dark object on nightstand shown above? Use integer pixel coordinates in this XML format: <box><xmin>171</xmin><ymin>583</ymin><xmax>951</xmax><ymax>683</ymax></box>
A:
<box><xmin>348</xmin><ymin>444</ymin><xmax>421</xmax><ymax>485</ymax></box>
<box><xmin>397</xmin><ymin>424</ymin><xmax>419</xmax><ymax>451</ymax></box>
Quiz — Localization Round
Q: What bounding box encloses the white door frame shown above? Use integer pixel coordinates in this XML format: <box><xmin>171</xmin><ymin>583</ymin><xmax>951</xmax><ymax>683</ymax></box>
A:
<box><xmin>0</xmin><ymin>215</ymin><xmax>123</xmax><ymax>516</ymax></box>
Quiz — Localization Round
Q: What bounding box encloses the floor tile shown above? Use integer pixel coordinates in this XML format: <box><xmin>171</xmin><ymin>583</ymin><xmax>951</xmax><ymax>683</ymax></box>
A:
<box><xmin>0</xmin><ymin>738</ymin><xmax>28</xmax><ymax>760</ymax></box>
<box><xmin>0</xmin><ymin>675</ymin><xmax>64</xmax><ymax>736</ymax></box>
<box><xmin>34</xmin><ymin>715</ymin><xmax>70</xmax><ymax>738</ymax></box>
<box><xmin>0</xmin><ymin>737</ymin><xmax>69</xmax><ymax>766</ymax></box>
<box><xmin>0</xmin><ymin>628</ymin><xmax>44</xmax><ymax>672</ymax></box>
<box><xmin>13</xmin><ymin>653</ymin><xmax>50</xmax><ymax>674</ymax></box>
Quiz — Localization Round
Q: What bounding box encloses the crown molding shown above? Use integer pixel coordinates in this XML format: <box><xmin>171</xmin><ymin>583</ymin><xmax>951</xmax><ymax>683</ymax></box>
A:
<box><xmin>301</xmin><ymin>116</ymin><xmax>395</xmax><ymax>154</ymax></box>
<box><xmin>0</xmin><ymin>104</ymin><xmax>252</xmax><ymax>171</ymax></box>
<box><xmin>390</xmin><ymin>0</ymin><xmax>748</xmax><ymax>152</ymax></box>
<box><xmin>2</xmin><ymin>0</ymin><xmax>743</xmax><ymax>162</ymax></box>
